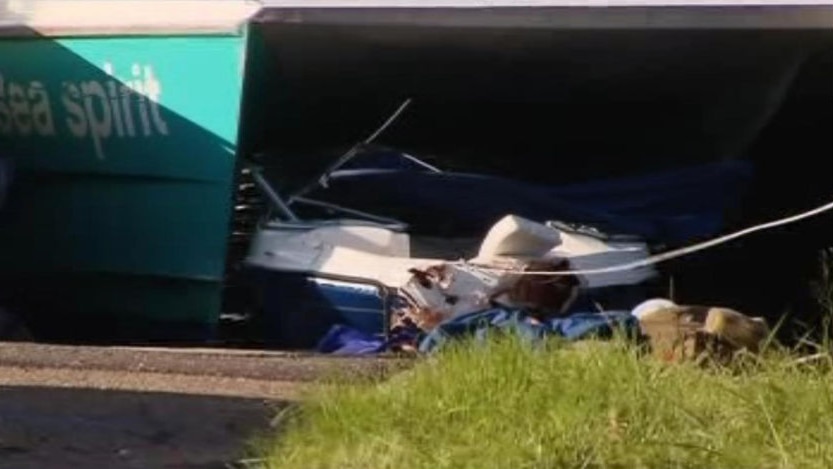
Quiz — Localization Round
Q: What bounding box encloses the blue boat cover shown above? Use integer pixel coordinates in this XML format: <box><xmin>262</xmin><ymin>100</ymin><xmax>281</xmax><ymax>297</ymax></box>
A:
<box><xmin>312</xmin><ymin>152</ymin><xmax>754</xmax><ymax>244</ymax></box>
<box><xmin>315</xmin><ymin>308</ymin><xmax>639</xmax><ymax>355</ymax></box>
<box><xmin>315</xmin><ymin>324</ymin><xmax>390</xmax><ymax>355</ymax></box>
<box><xmin>418</xmin><ymin>308</ymin><xmax>639</xmax><ymax>354</ymax></box>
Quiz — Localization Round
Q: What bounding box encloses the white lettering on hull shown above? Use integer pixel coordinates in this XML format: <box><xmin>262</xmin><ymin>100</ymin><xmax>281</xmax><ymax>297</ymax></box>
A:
<box><xmin>0</xmin><ymin>63</ymin><xmax>170</xmax><ymax>160</ymax></box>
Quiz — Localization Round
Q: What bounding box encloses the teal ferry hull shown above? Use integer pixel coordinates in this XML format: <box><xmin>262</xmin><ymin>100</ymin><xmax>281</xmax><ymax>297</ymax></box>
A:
<box><xmin>2</xmin><ymin>1</ymin><xmax>833</xmax><ymax>343</ymax></box>
<box><xmin>0</xmin><ymin>18</ymin><xmax>251</xmax><ymax>341</ymax></box>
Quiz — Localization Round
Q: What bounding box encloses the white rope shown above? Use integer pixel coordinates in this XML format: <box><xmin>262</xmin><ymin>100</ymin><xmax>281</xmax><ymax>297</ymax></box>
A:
<box><xmin>399</xmin><ymin>151</ymin><xmax>443</xmax><ymax>173</ymax></box>
<box><xmin>313</xmin><ymin>98</ymin><xmax>413</xmax><ymax>190</ymax></box>
<box><xmin>289</xmin><ymin>98</ymin><xmax>413</xmax><ymax>202</ymax></box>
<box><xmin>362</xmin><ymin>98</ymin><xmax>413</xmax><ymax>145</ymax></box>
<box><xmin>459</xmin><ymin>198</ymin><xmax>833</xmax><ymax>277</ymax></box>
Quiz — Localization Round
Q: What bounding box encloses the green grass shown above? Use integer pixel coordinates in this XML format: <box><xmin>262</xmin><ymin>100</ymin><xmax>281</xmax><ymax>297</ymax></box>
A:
<box><xmin>255</xmin><ymin>336</ymin><xmax>833</xmax><ymax>469</ymax></box>
<box><xmin>254</xmin><ymin>249</ymin><xmax>833</xmax><ymax>469</ymax></box>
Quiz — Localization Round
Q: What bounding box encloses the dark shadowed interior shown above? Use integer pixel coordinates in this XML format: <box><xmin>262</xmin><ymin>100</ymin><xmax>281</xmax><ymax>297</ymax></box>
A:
<box><xmin>238</xmin><ymin>13</ymin><xmax>833</xmax><ymax>340</ymax></box>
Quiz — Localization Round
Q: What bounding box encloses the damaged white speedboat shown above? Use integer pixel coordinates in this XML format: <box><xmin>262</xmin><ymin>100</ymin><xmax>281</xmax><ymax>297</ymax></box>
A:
<box><xmin>244</xmin><ymin>168</ymin><xmax>659</xmax><ymax>348</ymax></box>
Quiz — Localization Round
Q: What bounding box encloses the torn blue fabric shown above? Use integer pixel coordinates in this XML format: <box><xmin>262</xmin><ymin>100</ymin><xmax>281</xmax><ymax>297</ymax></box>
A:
<box><xmin>315</xmin><ymin>322</ymin><xmax>423</xmax><ymax>355</ymax></box>
<box><xmin>315</xmin><ymin>324</ymin><xmax>387</xmax><ymax>355</ymax></box>
<box><xmin>317</xmin><ymin>309</ymin><xmax>640</xmax><ymax>355</ymax></box>
<box><xmin>417</xmin><ymin>309</ymin><xmax>639</xmax><ymax>354</ymax></box>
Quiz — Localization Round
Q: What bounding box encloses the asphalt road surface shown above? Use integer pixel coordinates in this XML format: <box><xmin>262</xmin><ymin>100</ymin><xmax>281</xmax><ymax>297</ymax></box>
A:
<box><xmin>0</xmin><ymin>342</ymin><xmax>407</xmax><ymax>469</ymax></box>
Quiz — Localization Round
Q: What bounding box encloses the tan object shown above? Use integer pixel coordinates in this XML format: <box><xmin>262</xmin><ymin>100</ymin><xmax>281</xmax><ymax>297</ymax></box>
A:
<box><xmin>638</xmin><ymin>305</ymin><xmax>769</xmax><ymax>363</ymax></box>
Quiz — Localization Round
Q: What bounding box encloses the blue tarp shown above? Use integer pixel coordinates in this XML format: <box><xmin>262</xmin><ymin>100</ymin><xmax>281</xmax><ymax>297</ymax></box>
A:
<box><xmin>315</xmin><ymin>324</ymin><xmax>389</xmax><ymax>355</ymax></box>
<box><xmin>315</xmin><ymin>308</ymin><xmax>639</xmax><ymax>355</ymax></box>
<box><xmin>314</xmin><ymin>153</ymin><xmax>753</xmax><ymax>244</ymax></box>
<box><xmin>418</xmin><ymin>309</ymin><xmax>639</xmax><ymax>353</ymax></box>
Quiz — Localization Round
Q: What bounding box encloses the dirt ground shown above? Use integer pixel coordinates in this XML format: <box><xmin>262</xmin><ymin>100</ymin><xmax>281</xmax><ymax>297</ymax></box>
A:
<box><xmin>0</xmin><ymin>343</ymin><xmax>406</xmax><ymax>469</ymax></box>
